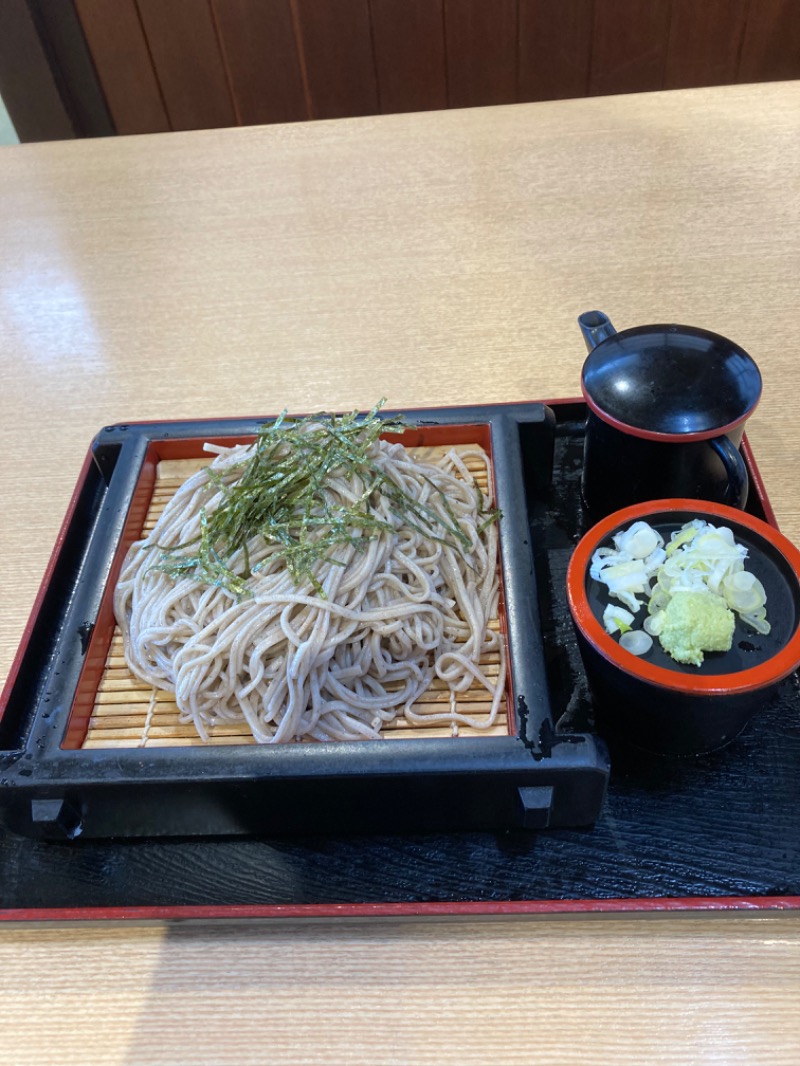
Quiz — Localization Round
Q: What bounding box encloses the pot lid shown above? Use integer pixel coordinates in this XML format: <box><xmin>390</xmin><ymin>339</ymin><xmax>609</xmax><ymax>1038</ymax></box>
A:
<box><xmin>581</xmin><ymin>325</ymin><xmax>762</xmax><ymax>439</ymax></box>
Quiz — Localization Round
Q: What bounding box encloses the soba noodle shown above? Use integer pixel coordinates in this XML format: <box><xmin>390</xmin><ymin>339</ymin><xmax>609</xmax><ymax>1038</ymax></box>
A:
<box><xmin>114</xmin><ymin>415</ymin><xmax>505</xmax><ymax>743</ymax></box>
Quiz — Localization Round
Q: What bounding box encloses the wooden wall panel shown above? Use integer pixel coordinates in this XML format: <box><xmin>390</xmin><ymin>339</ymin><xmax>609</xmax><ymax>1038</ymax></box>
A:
<box><xmin>665</xmin><ymin>0</ymin><xmax>749</xmax><ymax>89</ymax></box>
<box><xmin>137</xmin><ymin>0</ymin><xmax>236</xmax><ymax>130</ymax></box>
<box><xmin>590</xmin><ymin>0</ymin><xmax>671</xmax><ymax>97</ymax></box>
<box><xmin>370</xmin><ymin>0</ymin><xmax>448</xmax><ymax>114</ymax></box>
<box><xmin>211</xmin><ymin>0</ymin><xmax>307</xmax><ymax>125</ymax></box>
<box><xmin>74</xmin><ymin>0</ymin><xmax>169</xmax><ymax>134</ymax></box>
<box><xmin>445</xmin><ymin>0</ymin><xmax>518</xmax><ymax>109</ymax></box>
<box><xmin>0</xmin><ymin>0</ymin><xmax>75</xmax><ymax>140</ymax></box>
<box><xmin>739</xmin><ymin>0</ymin><xmax>800</xmax><ymax>83</ymax></box>
<box><xmin>34</xmin><ymin>0</ymin><xmax>115</xmax><ymax>137</ymax></box>
<box><xmin>67</xmin><ymin>0</ymin><xmax>800</xmax><ymax>138</ymax></box>
<box><xmin>518</xmin><ymin>0</ymin><xmax>592</xmax><ymax>101</ymax></box>
<box><xmin>292</xmin><ymin>0</ymin><xmax>378</xmax><ymax>119</ymax></box>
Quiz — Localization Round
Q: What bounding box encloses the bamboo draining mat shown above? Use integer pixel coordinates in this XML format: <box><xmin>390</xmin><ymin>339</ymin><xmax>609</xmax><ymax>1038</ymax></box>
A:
<box><xmin>83</xmin><ymin>446</ymin><xmax>509</xmax><ymax>748</ymax></box>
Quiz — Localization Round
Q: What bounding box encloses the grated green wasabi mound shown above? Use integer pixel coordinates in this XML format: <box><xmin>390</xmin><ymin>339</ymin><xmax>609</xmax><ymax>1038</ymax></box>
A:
<box><xmin>654</xmin><ymin>590</ymin><xmax>735</xmax><ymax>667</ymax></box>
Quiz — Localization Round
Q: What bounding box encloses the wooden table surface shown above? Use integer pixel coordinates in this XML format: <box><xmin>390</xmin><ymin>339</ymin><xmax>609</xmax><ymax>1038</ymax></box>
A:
<box><xmin>2</xmin><ymin>82</ymin><xmax>800</xmax><ymax>1064</ymax></box>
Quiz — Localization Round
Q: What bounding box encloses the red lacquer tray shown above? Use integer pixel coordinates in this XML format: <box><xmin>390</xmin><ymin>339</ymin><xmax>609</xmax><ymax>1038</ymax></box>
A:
<box><xmin>1</xmin><ymin>400</ymin><xmax>798</xmax><ymax>923</ymax></box>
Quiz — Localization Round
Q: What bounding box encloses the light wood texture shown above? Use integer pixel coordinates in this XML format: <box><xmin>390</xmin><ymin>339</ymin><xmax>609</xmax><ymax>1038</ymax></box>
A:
<box><xmin>1</xmin><ymin>916</ymin><xmax>800</xmax><ymax>1065</ymax></box>
<box><xmin>1</xmin><ymin>82</ymin><xmax>800</xmax><ymax>1064</ymax></box>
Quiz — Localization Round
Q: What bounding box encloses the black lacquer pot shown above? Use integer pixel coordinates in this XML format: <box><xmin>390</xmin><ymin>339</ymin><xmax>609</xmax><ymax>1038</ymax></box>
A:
<box><xmin>578</xmin><ymin>311</ymin><xmax>762</xmax><ymax>520</ymax></box>
<box><xmin>567</xmin><ymin>499</ymin><xmax>800</xmax><ymax>756</ymax></box>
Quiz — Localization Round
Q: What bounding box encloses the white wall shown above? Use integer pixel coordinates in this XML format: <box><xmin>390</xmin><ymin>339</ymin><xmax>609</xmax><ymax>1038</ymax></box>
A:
<box><xmin>0</xmin><ymin>94</ymin><xmax>19</xmax><ymax>145</ymax></box>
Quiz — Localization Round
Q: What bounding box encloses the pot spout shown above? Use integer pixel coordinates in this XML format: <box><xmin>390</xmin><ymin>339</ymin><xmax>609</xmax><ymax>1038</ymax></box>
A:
<box><xmin>578</xmin><ymin>310</ymin><xmax>616</xmax><ymax>353</ymax></box>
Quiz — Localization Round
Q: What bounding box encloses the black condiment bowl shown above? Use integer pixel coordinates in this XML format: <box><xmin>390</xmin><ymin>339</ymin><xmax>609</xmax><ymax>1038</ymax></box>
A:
<box><xmin>567</xmin><ymin>499</ymin><xmax>800</xmax><ymax>756</ymax></box>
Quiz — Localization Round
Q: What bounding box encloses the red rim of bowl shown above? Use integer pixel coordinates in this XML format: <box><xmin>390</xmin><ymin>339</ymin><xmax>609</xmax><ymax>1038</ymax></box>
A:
<box><xmin>579</xmin><ymin>381</ymin><xmax>760</xmax><ymax>442</ymax></box>
<box><xmin>566</xmin><ymin>498</ymin><xmax>800</xmax><ymax>695</ymax></box>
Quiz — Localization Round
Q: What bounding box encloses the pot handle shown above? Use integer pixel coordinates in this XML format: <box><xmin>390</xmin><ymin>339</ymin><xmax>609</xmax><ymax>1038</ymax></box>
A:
<box><xmin>708</xmin><ymin>435</ymin><xmax>749</xmax><ymax>510</ymax></box>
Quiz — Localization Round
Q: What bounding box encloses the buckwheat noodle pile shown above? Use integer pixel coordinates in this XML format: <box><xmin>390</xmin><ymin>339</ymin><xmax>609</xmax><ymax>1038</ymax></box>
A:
<box><xmin>114</xmin><ymin>408</ymin><xmax>505</xmax><ymax>744</ymax></box>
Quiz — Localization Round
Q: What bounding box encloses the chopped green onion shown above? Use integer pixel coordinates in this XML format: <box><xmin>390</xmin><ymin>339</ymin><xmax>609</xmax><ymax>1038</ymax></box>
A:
<box><xmin>152</xmin><ymin>401</ymin><xmax>501</xmax><ymax>598</ymax></box>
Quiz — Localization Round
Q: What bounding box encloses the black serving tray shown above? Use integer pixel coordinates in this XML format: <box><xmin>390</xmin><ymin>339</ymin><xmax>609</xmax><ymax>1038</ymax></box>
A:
<box><xmin>0</xmin><ymin>403</ymin><xmax>608</xmax><ymax>841</ymax></box>
<box><xmin>1</xmin><ymin>400</ymin><xmax>799</xmax><ymax>921</ymax></box>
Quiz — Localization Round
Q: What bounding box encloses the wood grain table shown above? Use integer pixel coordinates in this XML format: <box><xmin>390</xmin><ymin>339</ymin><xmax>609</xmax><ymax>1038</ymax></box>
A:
<box><xmin>1</xmin><ymin>82</ymin><xmax>800</xmax><ymax>1065</ymax></box>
